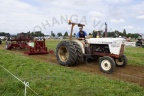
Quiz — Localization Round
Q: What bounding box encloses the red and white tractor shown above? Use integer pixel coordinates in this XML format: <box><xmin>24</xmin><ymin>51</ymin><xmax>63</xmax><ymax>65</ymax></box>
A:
<box><xmin>56</xmin><ymin>20</ymin><xmax>127</xmax><ymax>74</ymax></box>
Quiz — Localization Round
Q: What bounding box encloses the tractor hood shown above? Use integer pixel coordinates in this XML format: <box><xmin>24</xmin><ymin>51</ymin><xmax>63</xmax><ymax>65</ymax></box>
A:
<box><xmin>86</xmin><ymin>38</ymin><xmax>126</xmax><ymax>55</ymax></box>
<box><xmin>86</xmin><ymin>38</ymin><xmax>125</xmax><ymax>45</ymax></box>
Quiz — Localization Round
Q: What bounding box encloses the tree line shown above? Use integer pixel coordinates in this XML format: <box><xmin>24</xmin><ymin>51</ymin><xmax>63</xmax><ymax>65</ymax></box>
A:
<box><xmin>107</xmin><ymin>29</ymin><xmax>140</xmax><ymax>39</ymax></box>
<box><xmin>0</xmin><ymin>31</ymin><xmax>70</xmax><ymax>37</ymax></box>
<box><xmin>89</xmin><ymin>29</ymin><xmax>141</xmax><ymax>39</ymax></box>
<box><xmin>0</xmin><ymin>32</ymin><xmax>10</xmax><ymax>36</ymax></box>
<box><xmin>51</xmin><ymin>31</ymin><xmax>69</xmax><ymax>37</ymax></box>
<box><xmin>0</xmin><ymin>29</ymin><xmax>141</xmax><ymax>39</ymax></box>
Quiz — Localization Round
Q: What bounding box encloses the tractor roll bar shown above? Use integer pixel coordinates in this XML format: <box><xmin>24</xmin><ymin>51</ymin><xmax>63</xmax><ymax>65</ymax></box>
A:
<box><xmin>68</xmin><ymin>20</ymin><xmax>85</xmax><ymax>40</ymax></box>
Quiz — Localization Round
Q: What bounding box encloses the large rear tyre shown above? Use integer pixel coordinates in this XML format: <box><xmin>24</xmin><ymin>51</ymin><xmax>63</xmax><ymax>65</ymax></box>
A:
<box><xmin>56</xmin><ymin>41</ymin><xmax>77</xmax><ymax>66</ymax></box>
<box><xmin>99</xmin><ymin>56</ymin><xmax>116</xmax><ymax>74</ymax></box>
<box><xmin>70</xmin><ymin>41</ymin><xmax>83</xmax><ymax>63</ymax></box>
<box><xmin>115</xmin><ymin>55</ymin><xmax>127</xmax><ymax>67</ymax></box>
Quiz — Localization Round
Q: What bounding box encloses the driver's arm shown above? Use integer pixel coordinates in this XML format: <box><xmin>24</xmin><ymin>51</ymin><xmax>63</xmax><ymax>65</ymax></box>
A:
<box><xmin>84</xmin><ymin>31</ymin><xmax>89</xmax><ymax>39</ymax></box>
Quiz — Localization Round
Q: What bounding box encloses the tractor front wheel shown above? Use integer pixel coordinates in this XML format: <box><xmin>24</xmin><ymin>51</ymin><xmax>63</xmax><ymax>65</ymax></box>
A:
<box><xmin>115</xmin><ymin>55</ymin><xmax>127</xmax><ymax>67</ymax></box>
<box><xmin>99</xmin><ymin>56</ymin><xmax>116</xmax><ymax>74</ymax></box>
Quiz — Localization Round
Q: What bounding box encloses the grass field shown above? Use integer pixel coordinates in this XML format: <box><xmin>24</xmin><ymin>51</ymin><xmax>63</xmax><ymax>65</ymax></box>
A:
<box><xmin>0</xmin><ymin>40</ymin><xmax>144</xmax><ymax>96</ymax></box>
<box><xmin>125</xmin><ymin>47</ymin><xmax>144</xmax><ymax>66</ymax></box>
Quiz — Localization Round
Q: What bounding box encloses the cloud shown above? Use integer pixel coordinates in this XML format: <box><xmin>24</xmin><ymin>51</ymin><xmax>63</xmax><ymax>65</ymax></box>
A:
<box><xmin>136</xmin><ymin>15</ymin><xmax>144</xmax><ymax>19</ymax></box>
<box><xmin>136</xmin><ymin>27</ymin><xmax>143</xmax><ymax>30</ymax></box>
<box><xmin>89</xmin><ymin>11</ymin><xmax>104</xmax><ymax>17</ymax></box>
<box><xmin>130</xmin><ymin>1</ymin><xmax>144</xmax><ymax>17</ymax></box>
<box><xmin>123</xmin><ymin>26</ymin><xmax>134</xmax><ymax>29</ymax></box>
<box><xmin>110</xmin><ymin>18</ymin><xmax>125</xmax><ymax>23</ymax></box>
<box><xmin>89</xmin><ymin>11</ymin><xmax>105</xmax><ymax>23</ymax></box>
<box><xmin>106</xmin><ymin>0</ymin><xmax>132</xmax><ymax>3</ymax></box>
<box><xmin>91</xmin><ymin>17</ymin><xmax>100</xmax><ymax>21</ymax></box>
<box><xmin>0</xmin><ymin>0</ymin><xmax>51</xmax><ymax>34</ymax></box>
<box><xmin>0</xmin><ymin>0</ymin><xmax>143</xmax><ymax>34</ymax></box>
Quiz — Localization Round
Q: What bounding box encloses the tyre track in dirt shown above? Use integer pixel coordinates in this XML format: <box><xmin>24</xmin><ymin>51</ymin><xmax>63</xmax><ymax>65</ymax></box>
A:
<box><xmin>0</xmin><ymin>44</ymin><xmax>144</xmax><ymax>87</ymax></box>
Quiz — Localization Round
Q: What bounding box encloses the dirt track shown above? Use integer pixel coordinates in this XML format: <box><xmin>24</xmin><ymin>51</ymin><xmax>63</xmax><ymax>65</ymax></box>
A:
<box><xmin>0</xmin><ymin>44</ymin><xmax>144</xmax><ymax>87</ymax></box>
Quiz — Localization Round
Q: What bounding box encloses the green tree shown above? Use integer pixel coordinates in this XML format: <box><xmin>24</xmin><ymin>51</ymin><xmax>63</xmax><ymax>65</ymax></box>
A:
<box><xmin>133</xmin><ymin>33</ymin><xmax>139</xmax><ymax>39</ymax></box>
<box><xmin>89</xmin><ymin>33</ymin><xmax>92</xmax><ymax>35</ymax></box>
<box><xmin>51</xmin><ymin>31</ymin><xmax>55</xmax><ymax>37</ymax></box>
<box><xmin>73</xmin><ymin>33</ymin><xmax>76</xmax><ymax>36</ymax></box>
<box><xmin>57</xmin><ymin>32</ymin><xmax>63</xmax><ymax>36</ymax></box>
<box><xmin>126</xmin><ymin>33</ymin><xmax>132</xmax><ymax>38</ymax></box>
<box><xmin>31</xmin><ymin>32</ymin><xmax>35</xmax><ymax>37</ymax></box>
<box><xmin>64</xmin><ymin>31</ymin><xmax>69</xmax><ymax>36</ymax></box>
<box><xmin>5</xmin><ymin>33</ymin><xmax>10</xmax><ymax>36</ymax></box>
<box><xmin>35</xmin><ymin>31</ymin><xmax>44</xmax><ymax>37</ymax></box>
<box><xmin>123</xmin><ymin>29</ymin><xmax>126</xmax><ymax>36</ymax></box>
<box><xmin>0</xmin><ymin>32</ymin><xmax>11</xmax><ymax>36</ymax></box>
<box><xmin>107</xmin><ymin>32</ymin><xmax>115</xmax><ymax>37</ymax></box>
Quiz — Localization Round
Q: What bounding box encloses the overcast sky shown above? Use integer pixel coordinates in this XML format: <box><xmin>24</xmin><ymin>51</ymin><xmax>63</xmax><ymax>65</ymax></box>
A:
<box><xmin>0</xmin><ymin>0</ymin><xmax>144</xmax><ymax>35</ymax></box>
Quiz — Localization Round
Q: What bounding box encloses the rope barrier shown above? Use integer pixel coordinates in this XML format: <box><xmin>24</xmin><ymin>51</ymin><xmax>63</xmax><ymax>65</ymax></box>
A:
<box><xmin>0</xmin><ymin>64</ymin><xmax>39</xmax><ymax>96</ymax></box>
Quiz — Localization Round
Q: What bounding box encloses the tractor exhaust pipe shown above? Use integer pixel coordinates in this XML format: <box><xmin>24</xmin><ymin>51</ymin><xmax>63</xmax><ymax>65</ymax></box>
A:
<box><xmin>105</xmin><ymin>22</ymin><xmax>107</xmax><ymax>37</ymax></box>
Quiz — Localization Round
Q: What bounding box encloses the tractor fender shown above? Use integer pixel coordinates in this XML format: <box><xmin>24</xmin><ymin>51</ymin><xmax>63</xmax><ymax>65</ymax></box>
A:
<box><xmin>72</xmin><ymin>40</ymin><xmax>85</xmax><ymax>54</ymax></box>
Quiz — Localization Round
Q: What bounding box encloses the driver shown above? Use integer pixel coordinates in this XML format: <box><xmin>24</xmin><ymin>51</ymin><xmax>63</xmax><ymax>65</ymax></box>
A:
<box><xmin>76</xmin><ymin>27</ymin><xmax>87</xmax><ymax>40</ymax></box>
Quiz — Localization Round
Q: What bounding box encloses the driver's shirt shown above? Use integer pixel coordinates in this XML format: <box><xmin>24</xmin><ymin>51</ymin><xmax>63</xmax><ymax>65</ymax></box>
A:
<box><xmin>76</xmin><ymin>31</ymin><xmax>87</xmax><ymax>38</ymax></box>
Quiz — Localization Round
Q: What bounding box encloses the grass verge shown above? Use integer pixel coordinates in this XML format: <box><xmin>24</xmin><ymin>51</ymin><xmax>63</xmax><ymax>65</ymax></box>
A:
<box><xmin>0</xmin><ymin>48</ymin><xmax>144</xmax><ymax>96</ymax></box>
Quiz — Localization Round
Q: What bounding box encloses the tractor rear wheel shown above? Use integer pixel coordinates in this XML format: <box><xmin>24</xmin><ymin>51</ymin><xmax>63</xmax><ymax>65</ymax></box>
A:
<box><xmin>99</xmin><ymin>56</ymin><xmax>116</xmax><ymax>74</ymax></box>
<box><xmin>56</xmin><ymin>41</ymin><xmax>77</xmax><ymax>66</ymax></box>
<box><xmin>115</xmin><ymin>55</ymin><xmax>127</xmax><ymax>67</ymax></box>
<box><xmin>70</xmin><ymin>41</ymin><xmax>83</xmax><ymax>63</ymax></box>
